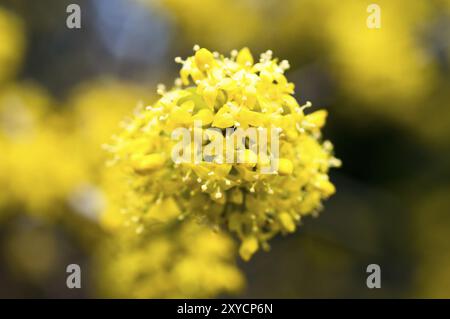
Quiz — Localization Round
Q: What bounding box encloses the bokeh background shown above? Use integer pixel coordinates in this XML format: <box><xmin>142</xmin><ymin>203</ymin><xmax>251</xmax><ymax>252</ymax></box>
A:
<box><xmin>0</xmin><ymin>0</ymin><xmax>449</xmax><ymax>298</ymax></box>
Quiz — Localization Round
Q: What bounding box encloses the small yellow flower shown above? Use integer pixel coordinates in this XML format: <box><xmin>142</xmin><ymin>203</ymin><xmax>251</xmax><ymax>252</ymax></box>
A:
<box><xmin>239</xmin><ymin>236</ymin><xmax>259</xmax><ymax>262</ymax></box>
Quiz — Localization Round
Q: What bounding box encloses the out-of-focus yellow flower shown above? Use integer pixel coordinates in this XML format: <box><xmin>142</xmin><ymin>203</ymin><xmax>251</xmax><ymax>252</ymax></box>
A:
<box><xmin>0</xmin><ymin>7</ymin><xmax>25</xmax><ymax>83</ymax></box>
<box><xmin>67</xmin><ymin>80</ymin><xmax>152</xmax><ymax>167</ymax></box>
<box><xmin>0</xmin><ymin>82</ymin><xmax>52</xmax><ymax>140</ymax></box>
<box><xmin>0</xmin><ymin>83</ymin><xmax>53</xmax><ymax>212</ymax></box>
<box><xmin>95</xmin><ymin>219</ymin><xmax>244</xmax><ymax>298</ymax></box>
<box><xmin>110</xmin><ymin>47</ymin><xmax>340</xmax><ymax>260</ymax></box>
<box><xmin>148</xmin><ymin>0</ymin><xmax>263</xmax><ymax>51</ymax></box>
<box><xmin>325</xmin><ymin>0</ymin><xmax>435</xmax><ymax>115</ymax></box>
<box><xmin>2</xmin><ymin>123</ymin><xmax>88</xmax><ymax>215</ymax></box>
<box><xmin>0</xmin><ymin>83</ymin><xmax>88</xmax><ymax>216</ymax></box>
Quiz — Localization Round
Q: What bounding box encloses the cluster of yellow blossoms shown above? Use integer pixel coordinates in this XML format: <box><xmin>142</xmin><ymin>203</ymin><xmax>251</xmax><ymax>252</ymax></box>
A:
<box><xmin>110</xmin><ymin>46</ymin><xmax>340</xmax><ymax>260</ymax></box>
<box><xmin>95</xmin><ymin>219</ymin><xmax>244</xmax><ymax>298</ymax></box>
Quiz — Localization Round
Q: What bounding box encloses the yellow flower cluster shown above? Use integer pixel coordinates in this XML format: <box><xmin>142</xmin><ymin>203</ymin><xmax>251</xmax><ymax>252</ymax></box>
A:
<box><xmin>95</xmin><ymin>219</ymin><xmax>244</xmax><ymax>298</ymax></box>
<box><xmin>110</xmin><ymin>47</ymin><xmax>340</xmax><ymax>260</ymax></box>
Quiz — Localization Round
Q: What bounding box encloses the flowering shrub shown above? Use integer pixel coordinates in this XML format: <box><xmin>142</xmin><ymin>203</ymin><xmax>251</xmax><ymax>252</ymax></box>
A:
<box><xmin>108</xmin><ymin>46</ymin><xmax>340</xmax><ymax>260</ymax></box>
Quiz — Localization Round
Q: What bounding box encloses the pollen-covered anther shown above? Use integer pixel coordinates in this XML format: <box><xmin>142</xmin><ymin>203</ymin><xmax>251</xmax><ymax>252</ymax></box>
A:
<box><xmin>156</xmin><ymin>84</ymin><xmax>166</xmax><ymax>95</ymax></box>
<box><xmin>279</xmin><ymin>60</ymin><xmax>290</xmax><ymax>71</ymax></box>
